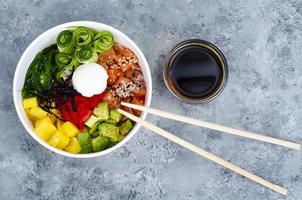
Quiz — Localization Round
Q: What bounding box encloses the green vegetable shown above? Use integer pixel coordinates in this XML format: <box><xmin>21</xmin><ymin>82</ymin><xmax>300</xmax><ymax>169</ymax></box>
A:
<box><xmin>104</xmin><ymin>119</ymin><xmax>118</xmax><ymax>126</ymax></box>
<box><xmin>118</xmin><ymin>134</ymin><xmax>125</xmax><ymax>141</ymax></box>
<box><xmin>90</xmin><ymin>131</ymin><xmax>99</xmax><ymax>138</ymax></box>
<box><xmin>22</xmin><ymin>52</ymin><xmax>43</xmax><ymax>98</ymax></box>
<box><xmin>93</xmin><ymin>102</ymin><xmax>109</xmax><ymax>120</ymax></box>
<box><xmin>119</xmin><ymin>120</ymin><xmax>133</xmax><ymax>135</ymax></box>
<box><xmin>55</xmin><ymin>68</ymin><xmax>73</xmax><ymax>82</ymax></box>
<box><xmin>106</xmin><ymin>141</ymin><xmax>117</xmax><ymax>148</ymax></box>
<box><xmin>93</xmin><ymin>31</ymin><xmax>114</xmax><ymax>53</ymax></box>
<box><xmin>98</xmin><ymin>123</ymin><xmax>120</xmax><ymax>142</ymax></box>
<box><xmin>89</xmin><ymin>120</ymin><xmax>102</xmax><ymax>134</ymax></box>
<box><xmin>72</xmin><ymin>26</ymin><xmax>95</xmax><ymax>48</ymax></box>
<box><xmin>55</xmin><ymin>53</ymin><xmax>79</xmax><ymax>81</ymax></box>
<box><xmin>92</xmin><ymin>136</ymin><xmax>110</xmax><ymax>152</ymax></box>
<box><xmin>22</xmin><ymin>45</ymin><xmax>58</xmax><ymax>98</ymax></box>
<box><xmin>56</xmin><ymin>30</ymin><xmax>74</xmax><ymax>54</ymax></box>
<box><xmin>110</xmin><ymin>109</ymin><xmax>122</xmax><ymax>122</ymax></box>
<box><xmin>40</xmin><ymin>47</ymin><xmax>56</xmax><ymax>90</ymax></box>
<box><xmin>55</xmin><ymin>52</ymin><xmax>78</xmax><ymax>67</ymax></box>
<box><xmin>85</xmin><ymin>115</ymin><xmax>100</xmax><ymax>128</ymax></box>
<box><xmin>74</xmin><ymin>46</ymin><xmax>98</xmax><ymax>63</ymax></box>
<box><xmin>77</xmin><ymin>132</ymin><xmax>93</xmax><ymax>153</ymax></box>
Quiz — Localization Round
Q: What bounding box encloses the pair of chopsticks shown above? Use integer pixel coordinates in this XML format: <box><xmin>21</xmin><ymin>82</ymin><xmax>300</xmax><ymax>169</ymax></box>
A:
<box><xmin>118</xmin><ymin>102</ymin><xmax>301</xmax><ymax>196</ymax></box>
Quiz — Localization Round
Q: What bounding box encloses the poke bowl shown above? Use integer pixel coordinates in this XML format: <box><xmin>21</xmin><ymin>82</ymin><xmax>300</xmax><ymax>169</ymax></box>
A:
<box><xmin>13</xmin><ymin>21</ymin><xmax>152</xmax><ymax>158</ymax></box>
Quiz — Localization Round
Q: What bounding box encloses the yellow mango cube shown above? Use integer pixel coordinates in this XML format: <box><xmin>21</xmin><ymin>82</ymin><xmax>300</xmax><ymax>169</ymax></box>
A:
<box><xmin>30</xmin><ymin>107</ymin><xmax>47</xmax><ymax>120</ymax></box>
<box><xmin>48</xmin><ymin>133</ymin><xmax>60</xmax><ymax>147</ymax></box>
<box><xmin>48</xmin><ymin>109</ymin><xmax>61</xmax><ymax>123</ymax></box>
<box><xmin>24</xmin><ymin>108</ymin><xmax>31</xmax><ymax>114</ymax></box>
<box><xmin>48</xmin><ymin>131</ymin><xmax>70</xmax><ymax>149</ymax></box>
<box><xmin>23</xmin><ymin>97</ymin><xmax>38</xmax><ymax>109</ymax></box>
<box><xmin>25</xmin><ymin>108</ymin><xmax>37</xmax><ymax>122</ymax></box>
<box><xmin>56</xmin><ymin>120</ymin><xmax>64</xmax><ymax>133</ymax></box>
<box><xmin>64</xmin><ymin>137</ymin><xmax>81</xmax><ymax>153</ymax></box>
<box><xmin>48</xmin><ymin>114</ymin><xmax>56</xmax><ymax>123</ymax></box>
<box><xmin>56</xmin><ymin>131</ymin><xmax>70</xmax><ymax>149</ymax></box>
<box><xmin>34</xmin><ymin>118</ymin><xmax>57</xmax><ymax>141</ymax></box>
<box><xmin>35</xmin><ymin>120</ymin><xmax>41</xmax><ymax>128</ymax></box>
<box><xmin>62</xmin><ymin>121</ymin><xmax>79</xmax><ymax>137</ymax></box>
<box><xmin>35</xmin><ymin>116</ymin><xmax>53</xmax><ymax>127</ymax></box>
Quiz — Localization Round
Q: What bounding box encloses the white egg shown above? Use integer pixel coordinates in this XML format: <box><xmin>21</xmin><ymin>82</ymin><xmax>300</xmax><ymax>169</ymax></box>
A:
<box><xmin>72</xmin><ymin>63</ymin><xmax>108</xmax><ymax>97</ymax></box>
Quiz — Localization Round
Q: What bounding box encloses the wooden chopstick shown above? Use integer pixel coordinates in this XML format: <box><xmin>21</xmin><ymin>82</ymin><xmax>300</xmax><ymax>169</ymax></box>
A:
<box><xmin>117</xmin><ymin>109</ymin><xmax>288</xmax><ymax>195</ymax></box>
<box><xmin>121</xmin><ymin>102</ymin><xmax>300</xmax><ymax>150</ymax></box>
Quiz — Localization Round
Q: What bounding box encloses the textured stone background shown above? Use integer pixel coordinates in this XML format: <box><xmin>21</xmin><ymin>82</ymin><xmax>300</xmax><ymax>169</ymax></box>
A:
<box><xmin>1</xmin><ymin>0</ymin><xmax>302</xmax><ymax>199</ymax></box>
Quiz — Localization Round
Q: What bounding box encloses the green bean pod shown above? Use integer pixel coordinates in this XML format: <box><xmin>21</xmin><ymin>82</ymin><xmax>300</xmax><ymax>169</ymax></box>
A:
<box><xmin>56</xmin><ymin>30</ymin><xmax>74</xmax><ymax>54</ymax></box>
<box><xmin>74</xmin><ymin>46</ymin><xmax>98</xmax><ymax>63</ymax></box>
<box><xmin>93</xmin><ymin>31</ymin><xmax>114</xmax><ymax>53</ymax></box>
<box><xmin>72</xmin><ymin>26</ymin><xmax>95</xmax><ymax>48</ymax></box>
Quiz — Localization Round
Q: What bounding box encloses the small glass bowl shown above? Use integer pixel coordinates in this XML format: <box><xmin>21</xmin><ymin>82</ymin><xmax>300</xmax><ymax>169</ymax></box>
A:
<box><xmin>163</xmin><ymin>39</ymin><xmax>228</xmax><ymax>104</ymax></box>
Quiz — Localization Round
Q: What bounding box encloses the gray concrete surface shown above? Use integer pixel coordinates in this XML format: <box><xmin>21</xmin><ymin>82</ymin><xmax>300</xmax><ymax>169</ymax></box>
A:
<box><xmin>1</xmin><ymin>0</ymin><xmax>302</xmax><ymax>199</ymax></box>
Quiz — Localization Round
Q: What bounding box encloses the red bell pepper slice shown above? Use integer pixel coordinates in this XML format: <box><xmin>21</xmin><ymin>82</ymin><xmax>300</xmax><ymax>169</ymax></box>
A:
<box><xmin>58</xmin><ymin>92</ymin><xmax>106</xmax><ymax>130</ymax></box>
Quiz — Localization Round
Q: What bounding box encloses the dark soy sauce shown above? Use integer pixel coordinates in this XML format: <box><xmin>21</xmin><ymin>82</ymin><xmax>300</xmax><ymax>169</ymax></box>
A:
<box><xmin>169</xmin><ymin>45</ymin><xmax>223</xmax><ymax>98</ymax></box>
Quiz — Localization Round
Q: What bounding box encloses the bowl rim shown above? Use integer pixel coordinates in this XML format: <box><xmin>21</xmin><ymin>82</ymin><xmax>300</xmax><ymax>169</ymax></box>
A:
<box><xmin>13</xmin><ymin>21</ymin><xmax>152</xmax><ymax>158</ymax></box>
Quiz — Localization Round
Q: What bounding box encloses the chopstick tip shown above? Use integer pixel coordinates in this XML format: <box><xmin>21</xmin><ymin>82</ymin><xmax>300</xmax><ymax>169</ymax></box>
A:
<box><xmin>280</xmin><ymin>188</ymin><xmax>288</xmax><ymax>196</ymax></box>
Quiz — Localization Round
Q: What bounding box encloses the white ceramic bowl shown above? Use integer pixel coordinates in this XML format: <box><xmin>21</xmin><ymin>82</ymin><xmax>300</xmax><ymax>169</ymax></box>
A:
<box><xmin>13</xmin><ymin>21</ymin><xmax>152</xmax><ymax>158</ymax></box>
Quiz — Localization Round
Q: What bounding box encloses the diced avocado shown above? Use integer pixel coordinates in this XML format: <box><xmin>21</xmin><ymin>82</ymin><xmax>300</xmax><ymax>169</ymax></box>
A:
<box><xmin>85</xmin><ymin>115</ymin><xmax>100</xmax><ymax>128</ymax></box>
<box><xmin>92</xmin><ymin>136</ymin><xmax>110</xmax><ymax>152</ymax></box>
<box><xmin>119</xmin><ymin>120</ymin><xmax>133</xmax><ymax>135</ymax></box>
<box><xmin>110</xmin><ymin>109</ymin><xmax>122</xmax><ymax>122</ymax></box>
<box><xmin>93</xmin><ymin>102</ymin><xmax>109</xmax><ymax>120</ymax></box>
<box><xmin>90</xmin><ymin>131</ymin><xmax>99</xmax><ymax>138</ymax></box>
<box><xmin>89</xmin><ymin>120</ymin><xmax>102</xmax><ymax>134</ymax></box>
<box><xmin>77</xmin><ymin>132</ymin><xmax>93</xmax><ymax>153</ymax></box>
<box><xmin>106</xmin><ymin>141</ymin><xmax>117</xmax><ymax>148</ymax></box>
<box><xmin>118</xmin><ymin>134</ymin><xmax>125</xmax><ymax>141</ymax></box>
<box><xmin>104</xmin><ymin>119</ymin><xmax>118</xmax><ymax>126</ymax></box>
<box><xmin>98</xmin><ymin>123</ymin><xmax>120</xmax><ymax>142</ymax></box>
<box><xmin>77</xmin><ymin>132</ymin><xmax>90</xmax><ymax>144</ymax></box>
